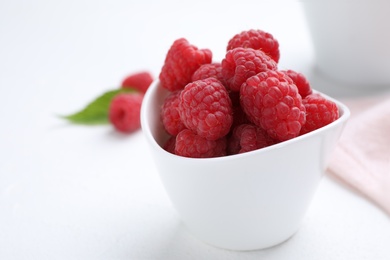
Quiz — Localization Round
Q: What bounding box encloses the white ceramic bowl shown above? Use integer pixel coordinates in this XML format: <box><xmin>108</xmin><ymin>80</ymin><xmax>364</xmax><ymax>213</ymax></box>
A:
<box><xmin>141</xmin><ymin>80</ymin><xmax>350</xmax><ymax>251</ymax></box>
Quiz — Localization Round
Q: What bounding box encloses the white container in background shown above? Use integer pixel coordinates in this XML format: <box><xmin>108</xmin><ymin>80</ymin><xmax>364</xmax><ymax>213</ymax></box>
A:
<box><xmin>302</xmin><ymin>1</ymin><xmax>390</xmax><ymax>87</ymax></box>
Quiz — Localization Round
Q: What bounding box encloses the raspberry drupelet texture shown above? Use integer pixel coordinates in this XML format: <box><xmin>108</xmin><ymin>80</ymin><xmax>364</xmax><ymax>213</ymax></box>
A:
<box><xmin>191</xmin><ymin>63</ymin><xmax>226</xmax><ymax>85</ymax></box>
<box><xmin>159</xmin><ymin>38</ymin><xmax>212</xmax><ymax>91</ymax></box>
<box><xmin>121</xmin><ymin>71</ymin><xmax>154</xmax><ymax>93</ymax></box>
<box><xmin>240</xmin><ymin>70</ymin><xmax>306</xmax><ymax>141</ymax></box>
<box><xmin>221</xmin><ymin>47</ymin><xmax>278</xmax><ymax>92</ymax></box>
<box><xmin>178</xmin><ymin>78</ymin><xmax>233</xmax><ymax>141</ymax></box>
<box><xmin>227</xmin><ymin>29</ymin><xmax>280</xmax><ymax>63</ymax></box>
<box><xmin>301</xmin><ymin>93</ymin><xmax>339</xmax><ymax>134</ymax></box>
<box><xmin>109</xmin><ymin>93</ymin><xmax>143</xmax><ymax>133</ymax></box>
<box><xmin>228</xmin><ymin>124</ymin><xmax>276</xmax><ymax>155</ymax></box>
<box><xmin>281</xmin><ymin>69</ymin><xmax>312</xmax><ymax>98</ymax></box>
<box><xmin>160</xmin><ymin>90</ymin><xmax>187</xmax><ymax>136</ymax></box>
<box><xmin>175</xmin><ymin>129</ymin><xmax>227</xmax><ymax>158</ymax></box>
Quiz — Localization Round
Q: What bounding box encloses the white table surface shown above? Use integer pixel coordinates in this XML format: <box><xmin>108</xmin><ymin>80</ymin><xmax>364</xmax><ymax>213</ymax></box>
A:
<box><xmin>1</xmin><ymin>1</ymin><xmax>389</xmax><ymax>259</ymax></box>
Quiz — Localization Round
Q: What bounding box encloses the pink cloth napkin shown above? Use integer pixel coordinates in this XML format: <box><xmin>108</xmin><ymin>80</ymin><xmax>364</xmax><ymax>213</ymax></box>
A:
<box><xmin>328</xmin><ymin>93</ymin><xmax>390</xmax><ymax>216</ymax></box>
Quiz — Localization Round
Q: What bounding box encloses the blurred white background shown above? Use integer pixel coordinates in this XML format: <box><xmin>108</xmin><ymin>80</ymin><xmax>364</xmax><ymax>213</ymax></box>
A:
<box><xmin>1</xmin><ymin>0</ymin><xmax>389</xmax><ymax>259</ymax></box>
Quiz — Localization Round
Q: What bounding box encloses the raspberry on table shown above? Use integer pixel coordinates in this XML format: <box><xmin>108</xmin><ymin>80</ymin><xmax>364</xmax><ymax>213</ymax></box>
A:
<box><xmin>301</xmin><ymin>93</ymin><xmax>339</xmax><ymax>134</ymax></box>
<box><xmin>227</xmin><ymin>29</ymin><xmax>280</xmax><ymax>63</ymax></box>
<box><xmin>281</xmin><ymin>69</ymin><xmax>312</xmax><ymax>98</ymax></box>
<box><xmin>179</xmin><ymin>78</ymin><xmax>233</xmax><ymax>141</ymax></box>
<box><xmin>160</xmin><ymin>90</ymin><xmax>187</xmax><ymax>136</ymax></box>
<box><xmin>228</xmin><ymin>124</ymin><xmax>276</xmax><ymax>155</ymax></box>
<box><xmin>192</xmin><ymin>63</ymin><xmax>226</xmax><ymax>85</ymax></box>
<box><xmin>159</xmin><ymin>38</ymin><xmax>212</xmax><ymax>91</ymax></box>
<box><xmin>240</xmin><ymin>70</ymin><xmax>306</xmax><ymax>141</ymax></box>
<box><xmin>221</xmin><ymin>47</ymin><xmax>277</xmax><ymax>92</ymax></box>
<box><xmin>121</xmin><ymin>71</ymin><xmax>154</xmax><ymax>93</ymax></box>
<box><xmin>175</xmin><ymin>129</ymin><xmax>227</xmax><ymax>158</ymax></box>
<box><xmin>109</xmin><ymin>93</ymin><xmax>143</xmax><ymax>133</ymax></box>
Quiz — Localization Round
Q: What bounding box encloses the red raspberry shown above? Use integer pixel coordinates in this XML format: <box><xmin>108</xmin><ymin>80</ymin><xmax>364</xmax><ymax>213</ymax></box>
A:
<box><xmin>221</xmin><ymin>47</ymin><xmax>277</xmax><ymax>92</ymax></box>
<box><xmin>109</xmin><ymin>93</ymin><xmax>143</xmax><ymax>133</ymax></box>
<box><xmin>159</xmin><ymin>38</ymin><xmax>212</xmax><ymax>91</ymax></box>
<box><xmin>121</xmin><ymin>71</ymin><xmax>154</xmax><ymax>93</ymax></box>
<box><xmin>175</xmin><ymin>129</ymin><xmax>227</xmax><ymax>158</ymax></box>
<box><xmin>227</xmin><ymin>29</ymin><xmax>280</xmax><ymax>63</ymax></box>
<box><xmin>240</xmin><ymin>70</ymin><xmax>306</xmax><ymax>141</ymax></box>
<box><xmin>281</xmin><ymin>70</ymin><xmax>312</xmax><ymax>98</ymax></box>
<box><xmin>160</xmin><ymin>90</ymin><xmax>187</xmax><ymax>136</ymax></box>
<box><xmin>179</xmin><ymin>78</ymin><xmax>233</xmax><ymax>141</ymax></box>
<box><xmin>191</xmin><ymin>63</ymin><xmax>226</xmax><ymax>85</ymax></box>
<box><xmin>228</xmin><ymin>124</ymin><xmax>276</xmax><ymax>155</ymax></box>
<box><xmin>163</xmin><ymin>136</ymin><xmax>176</xmax><ymax>154</ymax></box>
<box><xmin>301</xmin><ymin>93</ymin><xmax>339</xmax><ymax>134</ymax></box>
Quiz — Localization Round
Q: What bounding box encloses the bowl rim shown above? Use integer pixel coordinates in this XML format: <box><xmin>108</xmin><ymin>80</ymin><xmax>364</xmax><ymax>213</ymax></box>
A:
<box><xmin>141</xmin><ymin>79</ymin><xmax>351</xmax><ymax>162</ymax></box>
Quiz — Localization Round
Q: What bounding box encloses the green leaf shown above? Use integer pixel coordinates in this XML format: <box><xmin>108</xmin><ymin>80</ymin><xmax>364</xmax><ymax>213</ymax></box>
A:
<box><xmin>61</xmin><ymin>88</ymin><xmax>136</xmax><ymax>125</ymax></box>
